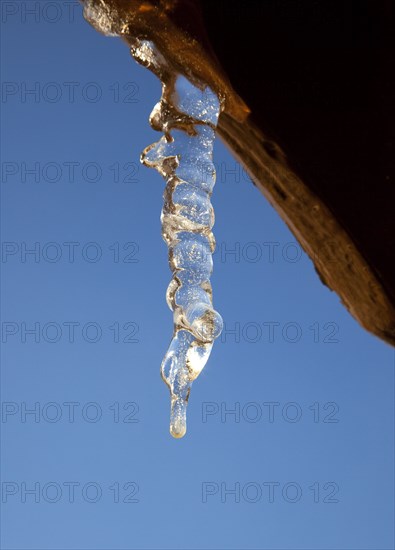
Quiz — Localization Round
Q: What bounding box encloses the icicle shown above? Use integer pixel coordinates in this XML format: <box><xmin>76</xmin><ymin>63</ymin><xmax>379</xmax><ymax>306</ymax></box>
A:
<box><xmin>82</xmin><ymin>0</ymin><xmax>224</xmax><ymax>437</ymax></box>
<box><xmin>136</xmin><ymin>41</ymin><xmax>223</xmax><ymax>438</ymax></box>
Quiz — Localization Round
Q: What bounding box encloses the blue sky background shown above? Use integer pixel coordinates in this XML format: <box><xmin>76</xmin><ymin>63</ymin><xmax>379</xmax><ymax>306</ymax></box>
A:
<box><xmin>1</xmin><ymin>2</ymin><xmax>394</xmax><ymax>549</ymax></box>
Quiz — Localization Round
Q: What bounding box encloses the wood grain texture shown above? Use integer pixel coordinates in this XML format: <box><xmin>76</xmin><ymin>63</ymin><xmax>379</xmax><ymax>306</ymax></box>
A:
<box><xmin>218</xmin><ymin>113</ymin><xmax>395</xmax><ymax>345</ymax></box>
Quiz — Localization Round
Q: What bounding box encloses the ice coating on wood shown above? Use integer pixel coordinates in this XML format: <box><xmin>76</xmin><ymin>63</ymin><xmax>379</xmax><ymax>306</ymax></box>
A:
<box><xmin>83</xmin><ymin>0</ymin><xmax>120</xmax><ymax>36</ymax></box>
<box><xmin>136</xmin><ymin>41</ymin><xmax>223</xmax><ymax>438</ymax></box>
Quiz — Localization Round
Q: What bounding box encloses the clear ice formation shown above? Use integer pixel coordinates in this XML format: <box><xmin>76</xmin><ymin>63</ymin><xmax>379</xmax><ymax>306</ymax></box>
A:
<box><xmin>137</xmin><ymin>46</ymin><xmax>223</xmax><ymax>438</ymax></box>
<box><xmin>82</xmin><ymin>0</ymin><xmax>223</xmax><ymax>438</ymax></box>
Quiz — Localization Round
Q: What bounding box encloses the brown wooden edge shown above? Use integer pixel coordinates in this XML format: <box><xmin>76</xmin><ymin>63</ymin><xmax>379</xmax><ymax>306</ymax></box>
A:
<box><xmin>218</xmin><ymin>113</ymin><xmax>395</xmax><ymax>346</ymax></box>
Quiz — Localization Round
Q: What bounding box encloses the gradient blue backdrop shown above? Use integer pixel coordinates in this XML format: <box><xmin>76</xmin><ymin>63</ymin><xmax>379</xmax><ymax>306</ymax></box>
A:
<box><xmin>1</xmin><ymin>2</ymin><xmax>394</xmax><ymax>549</ymax></box>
